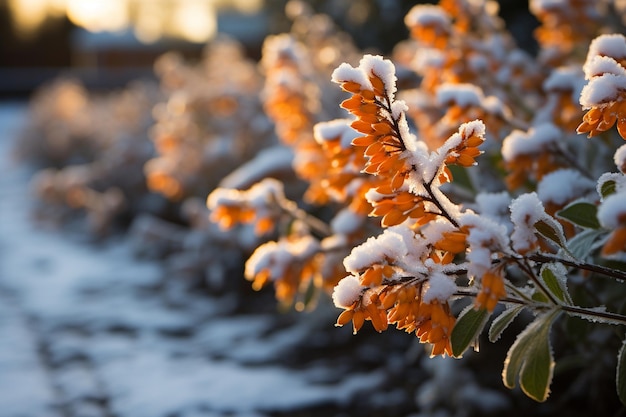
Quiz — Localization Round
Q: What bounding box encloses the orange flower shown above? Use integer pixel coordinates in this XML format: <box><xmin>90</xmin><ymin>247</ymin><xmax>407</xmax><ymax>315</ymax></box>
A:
<box><xmin>577</xmin><ymin>100</ymin><xmax>626</xmax><ymax>140</ymax></box>
<box><xmin>335</xmin><ymin>290</ymin><xmax>389</xmax><ymax>334</ymax></box>
<box><xmin>475</xmin><ymin>269</ymin><xmax>506</xmax><ymax>312</ymax></box>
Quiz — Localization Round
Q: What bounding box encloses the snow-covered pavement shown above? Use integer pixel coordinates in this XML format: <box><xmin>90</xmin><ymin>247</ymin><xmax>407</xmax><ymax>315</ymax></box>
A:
<box><xmin>0</xmin><ymin>102</ymin><xmax>392</xmax><ymax>417</ymax></box>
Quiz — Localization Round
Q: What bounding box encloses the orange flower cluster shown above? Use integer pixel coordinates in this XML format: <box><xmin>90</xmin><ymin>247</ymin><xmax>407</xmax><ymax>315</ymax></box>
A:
<box><xmin>385</xmin><ymin>285</ymin><xmax>455</xmax><ymax>356</ymax></box>
<box><xmin>576</xmin><ymin>34</ymin><xmax>626</xmax><ymax>139</ymax></box>
<box><xmin>531</xmin><ymin>0</ymin><xmax>603</xmax><ymax>66</ymax></box>
<box><xmin>245</xmin><ymin>235</ymin><xmax>322</xmax><ymax>307</ymax></box>
<box><xmin>335</xmin><ymin>282</ymin><xmax>456</xmax><ymax>357</ymax></box>
<box><xmin>146</xmin><ymin>41</ymin><xmax>271</xmax><ymax>201</ymax></box>
<box><xmin>207</xmin><ymin>179</ymin><xmax>283</xmax><ymax>236</ymax></box>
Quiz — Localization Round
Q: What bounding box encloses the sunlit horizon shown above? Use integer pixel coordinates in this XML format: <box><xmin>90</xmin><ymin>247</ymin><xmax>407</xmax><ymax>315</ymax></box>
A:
<box><xmin>6</xmin><ymin>0</ymin><xmax>264</xmax><ymax>44</ymax></box>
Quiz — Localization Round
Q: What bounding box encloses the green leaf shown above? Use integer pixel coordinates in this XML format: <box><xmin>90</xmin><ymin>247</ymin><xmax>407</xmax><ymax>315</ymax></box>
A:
<box><xmin>600</xmin><ymin>179</ymin><xmax>617</xmax><ymax>199</ymax></box>
<box><xmin>617</xmin><ymin>340</ymin><xmax>626</xmax><ymax>406</ymax></box>
<box><xmin>520</xmin><ymin>327</ymin><xmax>555</xmax><ymax>402</ymax></box>
<box><xmin>556</xmin><ymin>201</ymin><xmax>601</xmax><ymax>229</ymax></box>
<box><xmin>451</xmin><ymin>305</ymin><xmax>490</xmax><ymax>358</ymax></box>
<box><xmin>566</xmin><ymin>228</ymin><xmax>605</xmax><ymax>259</ymax></box>
<box><xmin>489</xmin><ymin>305</ymin><xmax>524</xmax><ymax>342</ymax></box>
<box><xmin>503</xmin><ymin>310</ymin><xmax>560</xmax><ymax>402</ymax></box>
<box><xmin>534</xmin><ymin>218</ymin><xmax>567</xmax><ymax>249</ymax></box>
<box><xmin>540</xmin><ymin>265</ymin><xmax>572</xmax><ymax>305</ymax></box>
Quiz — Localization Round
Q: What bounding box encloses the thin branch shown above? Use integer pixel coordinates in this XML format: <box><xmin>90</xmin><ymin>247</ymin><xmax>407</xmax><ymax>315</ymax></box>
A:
<box><xmin>529</xmin><ymin>253</ymin><xmax>626</xmax><ymax>282</ymax></box>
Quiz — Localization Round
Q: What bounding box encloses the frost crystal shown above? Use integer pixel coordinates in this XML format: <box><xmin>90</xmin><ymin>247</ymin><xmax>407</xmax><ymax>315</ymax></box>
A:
<box><xmin>332</xmin><ymin>275</ymin><xmax>365</xmax><ymax>308</ymax></box>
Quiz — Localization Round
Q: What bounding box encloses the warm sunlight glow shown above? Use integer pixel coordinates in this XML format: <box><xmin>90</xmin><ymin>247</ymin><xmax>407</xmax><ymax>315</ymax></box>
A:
<box><xmin>66</xmin><ymin>0</ymin><xmax>129</xmax><ymax>32</ymax></box>
<box><xmin>7</xmin><ymin>0</ymin><xmax>49</xmax><ymax>38</ymax></box>
<box><xmin>6</xmin><ymin>0</ymin><xmax>264</xmax><ymax>43</ymax></box>
<box><xmin>172</xmin><ymin>0</ymin><xmax>217</xmax><ymax>43</ymax></box>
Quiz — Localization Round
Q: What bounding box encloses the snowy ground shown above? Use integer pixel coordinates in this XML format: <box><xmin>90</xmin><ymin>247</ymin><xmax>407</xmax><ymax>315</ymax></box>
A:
<box><xmin>0</xmin><ymin>102</ymin><xmax>401</xmax><ymax>417</ymax></box>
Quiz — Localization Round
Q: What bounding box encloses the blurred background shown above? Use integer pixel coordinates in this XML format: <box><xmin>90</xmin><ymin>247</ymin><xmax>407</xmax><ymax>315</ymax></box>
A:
<box><xmin>0</xmin><ymin>0</ymin><xmax>534</xmax><ymax>98</ymax></box>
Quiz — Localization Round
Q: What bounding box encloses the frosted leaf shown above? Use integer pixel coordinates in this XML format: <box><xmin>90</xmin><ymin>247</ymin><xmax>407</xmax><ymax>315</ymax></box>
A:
<box><xmin>584</xmin><ymin>34</ymin><xmax>626</xmax><ymax>79</ymax></box>
<box><xmin>331</xmin><ymin>63</ymin><xmax>372</xmax><ymax>91</ymax></box>
<box><xmin>536</xmin><ymin>169</ymin><xmax>595</xmax><ymax>206</ymax></box>
<box><xmin>597</xmin><ymin>193</ymin><xmax>626</xmax><ymax>229</ymax></box>
<box><xmin>509</xmin><ymin>192</ymin><xmax>546</xmax><ymax>253</ymax></box>
<box><xmin>332</xmin><ymin>275</ymin><xmax>365</xmax><ymax>308</ymax></box>
<box><xmin>423</xmin><ymin>272</ymin><xmax>457</xmax><ymax>303</ymax></box>
<box><xmin>597</xmin><ymin>172</ymin><xmax>626</xmax><ymax>199</ymax></box>
<box><xmin>580</xmin><ymin>73</ymin><xmax>626</xmax><ymax>108</ymax></box>
<box><xmin>359</xmin><ymin>54</ymin><xmax>398</xmax><ymax>99</ymax></box>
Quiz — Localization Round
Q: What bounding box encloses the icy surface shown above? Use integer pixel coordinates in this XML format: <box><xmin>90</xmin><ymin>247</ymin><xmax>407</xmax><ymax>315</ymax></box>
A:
<box><xmin>0</xmin><ymin>102</ymin><xmax>386</xmax><ymax>417</ymax></box>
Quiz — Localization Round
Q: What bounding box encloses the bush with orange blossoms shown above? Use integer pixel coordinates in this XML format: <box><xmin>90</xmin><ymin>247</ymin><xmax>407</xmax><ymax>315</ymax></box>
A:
<box><xmin>15</xmin><ymin>0</ymin><xmax>626</xmax><ymax>413</ymax></box>
<box><xmin>206</xmin><ymin>0</ymin><xmax>626</xmax><ymax>408</ymax></box>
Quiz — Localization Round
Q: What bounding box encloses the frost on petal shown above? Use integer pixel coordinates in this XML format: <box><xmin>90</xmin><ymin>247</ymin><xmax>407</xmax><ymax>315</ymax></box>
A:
<box><xmin>359</xmin><ymin>54</ymin><xmax>398</xmax><ymax>98</ymax></box>
<box><xmin>332</xmin><ymin>275</ymin><xmax>365</xmax><ymax>308</ymax></box>
<box><xmin>580</xmin><ymin>73</ymin><xmax>626</xmax><ymax>108</ymax></box>
<box><xmin>536</xmin><ymin>168</ymin><xmax>595</xmax><ymax>206</ymax></box>
<box><xmin>584</xmin><ymin>34</ymin><xmax>626</xmax><ymax>79</ymax></box>
<box><xmin>509</xmin><ymin>192</ymin><xmax>546</xmax><ymax>253</ymax></box>
<box><xmin>597</xmin><ymin>193</ymin><xmax>626</xmax><ymax>229</ymax></box>
<box><xmin>423</xmin><ymin>272</ymin><xmax>457</xmax><ymax>303</ymax></box>
<box><xmin>583</xmin><ymin>56</ymin><xmax>626</xmax><ymax>80</ymax></box>
<box><xmin>343</xmin><ymin>229</ymin><xmax>407</xmax><ymax>274</ymax></box>
<box><xmin>331</xmin><ymin>63</ymin><xmax>372</xmax><ymax>90</ymax></box>
<box><xmin>614</xmin><ymin>144</ymin><xmax>626</xmax><ymax>173</ymax></box>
